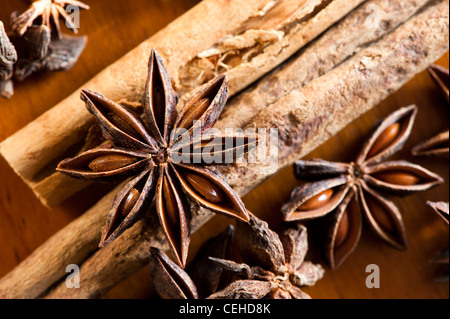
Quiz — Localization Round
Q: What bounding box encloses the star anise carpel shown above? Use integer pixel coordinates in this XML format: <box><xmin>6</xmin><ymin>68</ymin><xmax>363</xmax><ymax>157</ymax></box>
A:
<box><xmin>282</xmin><ymin>105</ymin><xmax>443</xmax><ymax>269</ymax></box>
<box><xmin>11</xmin><ymin>0</ymin><xmax>90</xmax><ymax>38</ymax></box>
<box><xmin>149</xmin><ymin>225</ymin><xmax>234</xmax><ymax>299</ymax></box>
<box><xmin>412</xmin><ymin>64</ymin><xmax>449</xmax><ymax>157</ymax></box>
<box><xmin>208</xmin><ymin>214</ymin><xmax>324</xmax><ymax>299</ymax></box>
<box><xmin>427</xmin><ymin>64</ymin><xmax>449</xmax><ymax>103</ymax></box>
<box><xmin>427</xmin><ymin>201</ymin><xmax>449</xmax><ymax>283</ymax></box>
<box><xmin>57</xmin><ymin>48</ymin><xmax>258</xmax><ymax>267</ymax></box>
<box><xmin>0</xmin><ymin>21</ymin><xmax>17</xmax><ymax>98</ymax></box>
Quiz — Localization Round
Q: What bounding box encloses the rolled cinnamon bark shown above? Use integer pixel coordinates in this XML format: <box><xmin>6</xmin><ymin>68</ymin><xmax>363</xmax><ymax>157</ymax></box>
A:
<box><xmin>217</xmin><ymin>0</ymin><xmax>433</xmax><ymax>129</ymax></box>
<box><xmin>0</xmin><ymin>186</ymin><xmax>117</xmax><ymax>298</ymax></box>
<box><xmin>0</xmin><ymin>0</ymin><xmax>364</xmax><ymax>207</ymax></box>
<box><xmin>37</xmin><ymin>0</ymin><xmax>447</xmax><ymax>298</ymax></box>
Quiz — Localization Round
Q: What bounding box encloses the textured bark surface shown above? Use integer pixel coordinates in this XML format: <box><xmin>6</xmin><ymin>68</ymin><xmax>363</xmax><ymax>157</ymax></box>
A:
<box><xmin>0</xmin><ymin>0</ymin><xmax>363</xmax><ymax>207</ymax></box>
<box><xmin>217</xmin><ymin>0</ymin><xmax>433</xmax><ymax>129</ymax></box>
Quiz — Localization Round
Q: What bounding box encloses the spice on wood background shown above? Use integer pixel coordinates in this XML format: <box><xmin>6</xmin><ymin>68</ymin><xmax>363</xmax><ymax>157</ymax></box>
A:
<box><xmin>0</xmin><ymin>0</ymin><xmax>448</xmax><ymax>299</ymax></box>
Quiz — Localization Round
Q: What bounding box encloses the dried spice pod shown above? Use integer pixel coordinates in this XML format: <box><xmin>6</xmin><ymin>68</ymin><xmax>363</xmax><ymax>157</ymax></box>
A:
<box><xmin>357</xmin><ymin>105</ymin><xmax>417</xmax><ymax>165</ymax></box>
<box><xmin>22</xmin><ymin>24</ymin><xmax>51</xmax><ymax>59</ymax></box>
<box><xmin>188</xmin><ymin>225</ymin><xmax>234</xmax><ymax>298</ymax></box>
<box><xmin>294</xmin><ymin>159</ymin><xmax>350</xmax><ymax>180</ymax></box>
<box><xmin>2</xmin><ymin>2</ymin><xmax>88</xmax><ymax>98</ymax></box>
<box><xmin>427</xmin><ymin>64</ymin><xmax>449</xmax><ymax>102</ymax></box>
<box><xmin>58</xmin><ymin>148</ymin><xmax>148</xmax><ymax>181</ymax></box>
<box><xmin>150</xmin><ymin>226</ymin><xmax>234</xmax><ymax>299</ymax></box>
<box><xmin>209</xmin><ymin>214</ymin><xmax>324</xmax><ymax>299</ymax></box>
<box><xmin>0</xmin><ymin>21</ymin><xmax>17</xmax><ymax>98</ymax></box>
<box><xmin>283</xmin><ymin>175</ymin><xmax>350</xmax><ymax>221</ymax></box>
<box><xmin>11</xmin><ymin>0</ymin><xmax>90</xmax><ymax>38</ymax></box>
<box><xmin>412</xmin><ymin>130</ymin><xmax>449</xmax><ymax>157</ymax></box>
<box><xmin>412</xmin><ymin>64</ymin><xmax>448</xmax><ymax>157</ymax></box>
<box><xmin>363</xmin><ymin>161</ymin><xmax>443</xmax><ymax>195</ymax></box>
<box><xmin>359</xmin><ymin>182</ymin><xmax>407</xmax><ymax>249</ymax></box>
<box><xmin>149</xmin><ymin>247</ymin><xmax>198</xmax><ymax>299</ymax></box>
<box><xmin>207</xmin><ymin>280</ymin><xmax>275</xmax><ymax>299</ymax></box>
<box><xmin>173</xmin><ymin>132</ymin><xmax>259</xmax><ymax>165</ymax></box>
<box><xmin>427</xmin><ymin>201</ymin><xmax>449</xmax><ymax>283</ymax></box>
<box><xmin>235</xmin><ymin>214</ymin><xmax>286</xmax><ymax>272</ymax></box>
<box><xmin>282</xmin><ymin>105</ymin><xmax>444</xmax><ymax>268</ymax></box>
<box><xmin>101</xmin><ymin>166</ymin><xmax>158</xmax><ymax>245</ymax></box>
<box><xmin>326</xmin><ymin>187</ymin><xmax>362</xmax><ymax>269</ymax></box>
<box><xmin>57</xmin><ymin>48</ymin><xmax>257</xmax><ymax>267</ymax></box>
<box><xmin>428</xmin><ymin>201</ymin><xmax>449</xmax><ymax>226</ymax></box>
<box><xmin>11</xmin><ymin>28</ymin><xmax>87</xmax><ymax>82</ymax></box>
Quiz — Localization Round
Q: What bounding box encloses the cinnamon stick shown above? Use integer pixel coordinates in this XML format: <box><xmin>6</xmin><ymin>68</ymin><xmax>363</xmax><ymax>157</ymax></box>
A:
<box><xmin>38</xmin><ymin>0</ymin><xmax>448</xmax><ymax>298</ymax></box>
<box><xmin>0</xmin><ymin>186</ymin><xmax>116</xmax><ymax>298</ymax></box>
<box><xmin>0</xmin><ymin>0</ymin><xmax>364</xmax><ymax>207</ymax></box>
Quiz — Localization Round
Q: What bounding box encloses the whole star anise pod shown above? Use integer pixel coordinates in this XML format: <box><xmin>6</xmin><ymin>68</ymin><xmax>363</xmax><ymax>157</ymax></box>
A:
<box><xmin>282</xmin><ymin>105</ymin><xmax>443</xmax><ymax>269</ymax></box>
<box><xmin>427</xmin><ymin>201</ymin><xmax>449</xmax><ymax>283</ymax></box>
<box><xmin>11</xmin><ymin>0</ymin><xmax>89</xmax><ymax>38</ymax></box>
<box><xmin>208</xmin><ymin>214</ymin><xmax>324</xmax><ymax>299</ymax></box>
<box><xmin>412</xmin><ymin>64</ymin><xmax>449</xmax><ymax>157</ymax></box>
<box><xmin>57</xmin><ymin>49</ymin><xmax>257</xmax><ymax>267</ymax></box>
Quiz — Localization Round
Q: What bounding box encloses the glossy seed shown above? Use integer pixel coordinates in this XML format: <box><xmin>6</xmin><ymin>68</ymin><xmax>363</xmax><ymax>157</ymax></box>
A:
<box><xmin>367</xmin><ymin>123</ymin><xmax>400</xmax><ymax>158</ymax></box>
<box><xmin>119</xmin><ymin>188</ymin><xmax>140</xmax><ymax>217</ymax></box>
<box><xmin>335</xmin><ymin>210</ymin><xmax>349</xmax><ymax>248</ymax></box>
<box><xmin>373</xmin><ymin>170</ymin><xmax>420</xmax><ymax>186</ymax></box>
<box><xmin>177</xmin><ymin>98</ymin><xmax>211</xmax><ymax>130</ymax></box>
<box><xmin>366</xmin><ymin>196</ymin><xmax>394</xmax><ymax>234</ymax></box>
<box><xmin>183</xmin><ymin>171</ymin><xmax>224</xmax><ymax>203</ymax></box>
<box><xmin>107</xmin><ymin>112</ymin><xmax>142</xmax><ymax>140</ymax></box>
<box><xmin>163</xmin><ymin>175</ymin><xmax>179</xmax><ymax>228</ymax></box>
<box><xmin>298</xmin><ymin>189</ymin><xmax>333</xmax><ymax>211</ymax></box>
<box><xmin>88</xmin><ymin>154</ymin><xmax>138</xmax><ymax>172</ymax></box>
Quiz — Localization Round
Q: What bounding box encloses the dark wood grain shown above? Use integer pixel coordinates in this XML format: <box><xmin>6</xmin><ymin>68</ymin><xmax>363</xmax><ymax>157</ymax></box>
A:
<box><xmin>0</xmin><ymin>0</ymin><xmax>448</xmax><ymax>299</ymax></box>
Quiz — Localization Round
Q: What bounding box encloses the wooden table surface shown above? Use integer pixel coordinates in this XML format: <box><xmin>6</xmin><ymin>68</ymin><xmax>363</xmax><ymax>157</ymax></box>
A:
<box><xmin>0</xmin><ymin>0</ymin><xmax>448</xmax><ymax>299</ymax></box>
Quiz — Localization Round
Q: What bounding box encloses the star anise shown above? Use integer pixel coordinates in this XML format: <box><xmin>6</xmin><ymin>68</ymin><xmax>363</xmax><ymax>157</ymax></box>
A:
<box><xmin>11</xmin><ymin>0</ymin><xmax>90</xmax><ymax>38</ymax></box>
<box><xmin>412</xmin><ymin>64</ymin><xmax>449</xmax><ymax>157</ymax></box>
<box><xmin>427</xmin><ymin>201</ymin><xmax>449</xmax><ymax>283</ymax></box>
<box><xmin>57</xmin><ymin>49</ymin><xmax>257</xmax><ymax>267</ymax></box>
<box><xmin>149</xmin><ymin>225</ymin><xmax>234</xmax><ymax>299</ymax></box>
<box><xmin>282</xmin><ymin>105</ymin><xmax>443</xmax><ymax>269</ymax></box>
<box><xmin>208</xmin><ymin>214</ymin><xmax>324</xmax><ymax>299</ymax></box>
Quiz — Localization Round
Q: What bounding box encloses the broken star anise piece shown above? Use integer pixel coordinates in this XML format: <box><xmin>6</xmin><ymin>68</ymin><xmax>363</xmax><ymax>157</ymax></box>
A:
<box><xmin>57</xmin><ymin>48</ymin><xmax>258</xmax><ymax>267</ymax></box>
<box><xmin>427</xmin><ymin>201</ymin><xmax>449</xmax><ymax>283</ymax></box>
<box><xmin>282</xmin><ymin>105</ymin><xmax>443</xmax><ymax>269</ymax></box>
<box><xmin>208</xmin><ymin>214</ymin><xmax>324</xmax><ymax>299</ymax></box>
<box><xmin>11</xmin><ymin>0</ymin><xmax>90</xmax><ymax>38</ymax></box>
<box><xmin>11</xmin><ymin>25</ymin><xmax>87</xmax><ymax>82</ymax></box>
